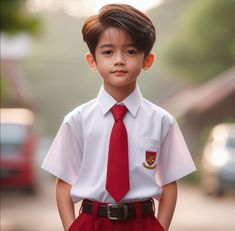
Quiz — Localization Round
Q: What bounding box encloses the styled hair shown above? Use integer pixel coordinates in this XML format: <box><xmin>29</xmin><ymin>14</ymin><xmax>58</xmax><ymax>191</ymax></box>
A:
<box><xmin>82</xmin><ymin>4</ymin><xmax>156</xmax><ymax>57</ymax></box>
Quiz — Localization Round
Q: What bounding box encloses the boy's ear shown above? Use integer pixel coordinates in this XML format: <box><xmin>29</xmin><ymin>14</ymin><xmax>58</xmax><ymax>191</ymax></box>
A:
<box><xmin>143</xmin><ymin>53</ymin><xmax>154</xmax><ymax>71</ymax></box>
<box><xmin>86</xmin><ymin>53</ymin><xmax>97</xmax><ymax>71</ymax></box>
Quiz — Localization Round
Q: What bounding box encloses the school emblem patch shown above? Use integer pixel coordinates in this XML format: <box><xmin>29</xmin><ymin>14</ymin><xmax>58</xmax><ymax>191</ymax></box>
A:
<box><xmin>143</xmin><ymin>151</ymin><xmax>157</xmax><ymax>170</ymax></box>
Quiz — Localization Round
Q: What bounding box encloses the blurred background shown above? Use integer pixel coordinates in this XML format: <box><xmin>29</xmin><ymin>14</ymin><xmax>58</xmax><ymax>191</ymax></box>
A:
<box><xmin>1</xmin><ymin>0</ymin><xmax>235</xmax><ymax>230</ymax></box>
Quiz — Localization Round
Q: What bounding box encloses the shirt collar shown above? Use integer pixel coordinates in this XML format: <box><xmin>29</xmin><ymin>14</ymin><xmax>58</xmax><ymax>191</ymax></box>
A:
<box><xmin>97</xmin><ymin>85</ymin><xmax>142</xmax><ymax>117</ymax></box>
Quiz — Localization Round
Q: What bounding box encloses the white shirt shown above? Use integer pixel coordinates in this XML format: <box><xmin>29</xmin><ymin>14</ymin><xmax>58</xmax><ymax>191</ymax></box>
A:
<box><xmin>42</xmin><ymin>86</ymin><xmax>196</xmax><ymax>203</ymax></box>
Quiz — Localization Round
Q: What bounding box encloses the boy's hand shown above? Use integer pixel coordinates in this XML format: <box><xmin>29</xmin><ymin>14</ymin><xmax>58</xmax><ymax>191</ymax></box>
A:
<box><xmin>56</xmin><ymin>178</ymin><xmax>75</xmax><ymax>231</ymax></box>
<box><xmin>157</xmin><ymin>181</ymin><xmax>178</xmax><ymax>231</ymax></box>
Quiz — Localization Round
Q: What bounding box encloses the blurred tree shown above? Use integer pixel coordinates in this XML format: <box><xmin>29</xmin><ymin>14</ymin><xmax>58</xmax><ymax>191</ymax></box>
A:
<box><xmin>162</xmin><ymin>0</ymin><xmax>235</xmax><ymax>83</ymax></box>
<box><xmin>0</xmin><ymin>0</ymin><xmax>42</xmax><ymax>108</ymax></box>
<box><xmin>0</xmin><ymin>0</ymin><xmax>41</xmax><ymax>36</ymax></box>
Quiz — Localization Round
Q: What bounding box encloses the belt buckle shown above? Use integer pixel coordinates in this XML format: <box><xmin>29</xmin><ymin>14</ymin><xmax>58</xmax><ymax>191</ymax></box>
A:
<box><xmin>107</xmin><ymin>203</ymin><xmax>128</xmax><ymax>220</ymax></box>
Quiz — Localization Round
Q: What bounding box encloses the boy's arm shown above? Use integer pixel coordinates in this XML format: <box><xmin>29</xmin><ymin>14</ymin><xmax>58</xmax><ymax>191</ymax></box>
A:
<box><xmin>56</xmin><ymin>178</ymin><xmax>75</xmax><ymax>231</ymax></box>
<box><xmin>157</xmin><ymin>181</ymin><xmax>178</xmax><ymax>231</ymax></box>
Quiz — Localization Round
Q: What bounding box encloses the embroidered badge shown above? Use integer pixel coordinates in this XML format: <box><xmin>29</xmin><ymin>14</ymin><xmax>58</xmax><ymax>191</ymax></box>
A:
<box><xmin>142</xmin><ymin>151</ymin><xmax>157</xmax><ymax>170</ymax></box>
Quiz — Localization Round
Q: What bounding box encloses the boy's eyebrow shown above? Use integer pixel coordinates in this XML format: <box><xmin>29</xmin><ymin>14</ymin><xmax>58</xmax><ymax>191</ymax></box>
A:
<box><xmin>98</xmin><ymin>43</ymin><xmax>137</xmax><ymax>49</ymax></box>
<box><xmin>98</xmin><ymin>44</ymin><xmax>113</xmax><ymax>49</ymax></box>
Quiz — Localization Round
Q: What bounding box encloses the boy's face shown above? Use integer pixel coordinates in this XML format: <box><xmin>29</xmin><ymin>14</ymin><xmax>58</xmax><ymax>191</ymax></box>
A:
<box><xmin>86</xmin><ymin>27</ymin><xmax>154</xmax><ymax>93</ymax></box>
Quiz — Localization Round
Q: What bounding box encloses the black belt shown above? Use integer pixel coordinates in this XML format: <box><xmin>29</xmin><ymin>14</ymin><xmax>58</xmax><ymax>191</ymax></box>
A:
<box><xmin>81</xmin><ymin>199</ymin><xmax>155</xmax><ymax>221</ymax></box>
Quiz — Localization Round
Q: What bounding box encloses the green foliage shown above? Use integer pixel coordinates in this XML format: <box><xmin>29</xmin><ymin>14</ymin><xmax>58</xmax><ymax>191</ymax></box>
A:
<box><xmin>0</xmin><ymin>0</ymin><xmax>41</xmax><ymax>36</ymax></box>
<box><xmin>0</xmin><ymin>74</ymin><xmax>14</xmax><ymax>106</ymax></box>
<box><xmin>162</xmin><ymin>0</ymin><xmax>235</xmax><ymax>83</ymax></box>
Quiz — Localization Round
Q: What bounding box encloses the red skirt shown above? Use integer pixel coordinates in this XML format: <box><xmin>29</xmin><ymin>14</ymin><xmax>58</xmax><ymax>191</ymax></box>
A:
<box><xmin>69</xmin><ymin>200</ymin><xmax>164</xmax><ymax>231</ymax></box>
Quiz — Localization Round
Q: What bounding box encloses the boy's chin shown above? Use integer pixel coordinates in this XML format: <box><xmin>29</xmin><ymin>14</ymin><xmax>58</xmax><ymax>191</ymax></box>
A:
<box><xmin>104</xmin><ymin>81</ymin><xmax>136</xmax><ymax>88</ymax></box>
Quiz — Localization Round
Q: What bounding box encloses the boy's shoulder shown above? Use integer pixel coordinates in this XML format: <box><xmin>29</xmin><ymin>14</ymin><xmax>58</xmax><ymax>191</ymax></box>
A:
<box><xmin>64</xmin><ymin>98</ymin><xmax>97</xmax><ymax>121</ymax></box>
<box><xmin>142</xmin><ymin>97</ymin><xmax>175</xmax><ymax>123</ymax></box>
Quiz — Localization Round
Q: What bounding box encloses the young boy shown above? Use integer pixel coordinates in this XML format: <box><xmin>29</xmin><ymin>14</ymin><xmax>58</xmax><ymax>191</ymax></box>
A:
<box><xmin>42</xmin><ymin>4</ymin><xmax>196</xmax><ymax>231</ymax></box>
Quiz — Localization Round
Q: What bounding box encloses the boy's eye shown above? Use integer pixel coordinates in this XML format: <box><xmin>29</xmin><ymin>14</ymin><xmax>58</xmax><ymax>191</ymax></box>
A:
<box><xmin>102</xmin><ymin>50</ymin><xmax>113</xmax><ymax>55</ymax></box>
<box><xmin>126</xmin><ymin>49</ymin><xmax>138</xmax><ymax>55</ymax></box>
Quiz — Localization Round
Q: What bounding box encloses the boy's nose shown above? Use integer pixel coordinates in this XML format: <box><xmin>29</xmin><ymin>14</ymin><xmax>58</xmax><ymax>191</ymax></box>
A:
<box><xmin>114</xmin><ymin>60</ymin><xmax>125</xmax><ymax>66</ymax></box>
<box><xmin>114</xmin><ymin>54</ymin><xmax>126</xmax><ymax>66</ymax></box>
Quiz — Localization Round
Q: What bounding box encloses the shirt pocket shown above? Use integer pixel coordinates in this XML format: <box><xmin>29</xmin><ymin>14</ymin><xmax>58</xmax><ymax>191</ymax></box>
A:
<box><xmin>137</xmin><ymin>137</ymin><xmax>160</xmax><ymax>170</ymax></box>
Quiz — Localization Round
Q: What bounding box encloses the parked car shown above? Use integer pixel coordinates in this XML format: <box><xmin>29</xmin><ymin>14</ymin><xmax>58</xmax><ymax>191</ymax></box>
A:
<box><xmin>0</xmin><ymin>108</ymin><xmax>37</xmax><ymax>193</ymax></box>
<box><xmin>201</xmin><ymin>123</ymin><xmax>235</xmax><ymax>196</ymax></box>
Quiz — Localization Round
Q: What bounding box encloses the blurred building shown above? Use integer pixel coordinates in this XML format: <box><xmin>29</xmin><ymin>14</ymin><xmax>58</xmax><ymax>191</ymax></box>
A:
<box><xmin>0</xmin><ymin>33</ymin><xmax>33</xmax><ymax>108</ymax></box>
<box><xmin>164</xmin><ymin>66</ymin><xmax>235</xmax><ymax>159</ymax></box>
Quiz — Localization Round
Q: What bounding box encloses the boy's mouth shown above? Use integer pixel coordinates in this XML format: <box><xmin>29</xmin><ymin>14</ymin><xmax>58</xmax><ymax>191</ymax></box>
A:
<box><xmin>111</xmin><ymin>70</ymin><xmax>128</xmax><ymax>74</ymax></box>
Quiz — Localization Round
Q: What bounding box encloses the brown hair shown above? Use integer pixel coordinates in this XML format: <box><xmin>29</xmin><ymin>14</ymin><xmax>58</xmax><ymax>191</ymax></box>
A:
<box><xmin>82</xmin><ymin>4</ymin><xmax>156</xmax><ymax>58</ymax></box>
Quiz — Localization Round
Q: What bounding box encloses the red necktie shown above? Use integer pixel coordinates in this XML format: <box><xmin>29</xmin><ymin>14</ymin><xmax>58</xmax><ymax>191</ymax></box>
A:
<box><xmin>106</xmin><ymin>105</ymin><xmax>130</xmax><ymax>202</ymax></box>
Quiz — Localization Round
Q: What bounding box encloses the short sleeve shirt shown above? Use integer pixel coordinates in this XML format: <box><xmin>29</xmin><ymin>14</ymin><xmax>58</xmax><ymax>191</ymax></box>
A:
<box><xmin>42</xmin><ymin>86</ymin><xmax>196</xmax><ymax>203</ymax></box>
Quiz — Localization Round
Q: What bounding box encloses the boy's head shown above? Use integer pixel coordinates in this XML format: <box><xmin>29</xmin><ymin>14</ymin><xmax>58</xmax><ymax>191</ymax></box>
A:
<box><xmin>82</xmin><ymin>4</ymin><xmax>156</xmax><ymax>58</ymax></box>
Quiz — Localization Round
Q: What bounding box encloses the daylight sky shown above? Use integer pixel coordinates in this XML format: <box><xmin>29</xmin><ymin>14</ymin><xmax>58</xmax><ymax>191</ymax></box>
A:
<box><xmin>27</xmin><ymin>0</ymin><xmax>163</xmax><ymax>17</ymax></box>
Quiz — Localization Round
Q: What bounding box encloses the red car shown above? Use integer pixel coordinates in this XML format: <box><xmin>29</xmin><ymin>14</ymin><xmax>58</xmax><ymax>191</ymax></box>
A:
<box><xmin>0</xmin><ymin>108</ymin><xmax>37</xmax><ymax>193</ymax></box>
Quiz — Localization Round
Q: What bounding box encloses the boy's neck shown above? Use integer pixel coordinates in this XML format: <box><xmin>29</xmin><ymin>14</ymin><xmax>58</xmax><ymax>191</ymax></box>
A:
<box><xmin>103</xmin><ymin>83</ymin><xmax>136</xmax><ymax>102</ymax></box>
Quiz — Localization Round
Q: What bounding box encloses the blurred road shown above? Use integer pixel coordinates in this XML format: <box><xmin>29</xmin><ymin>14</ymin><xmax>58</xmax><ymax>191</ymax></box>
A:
<box><xmin>172</xmin><ymin>184</ymin><xmax>235</xmax><ymax>231</ymax></box>
<box><xmin>1</xmin><ymin>172</ymin><xmax>235</xmax><ymax>231</ymax></box>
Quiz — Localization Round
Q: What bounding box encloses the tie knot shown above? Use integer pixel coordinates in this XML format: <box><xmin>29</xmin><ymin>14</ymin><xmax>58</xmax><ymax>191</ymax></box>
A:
<box><xmin>111</xmin><ymin>105</ymin><xmax>127</xmax><ymax>121</ymax></box>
